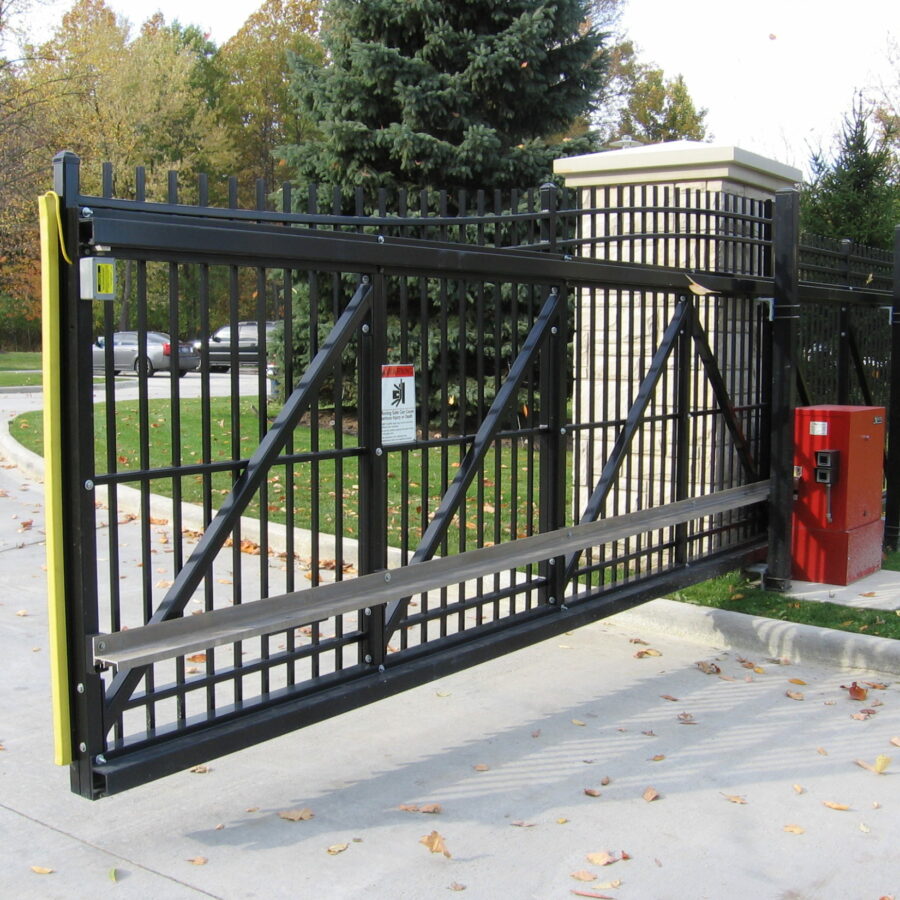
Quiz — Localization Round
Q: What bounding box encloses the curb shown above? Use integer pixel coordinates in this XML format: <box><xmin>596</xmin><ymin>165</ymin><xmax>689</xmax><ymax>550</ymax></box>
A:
<box><xmin>0</xmin><ymin>416</ymin><xmax>45</xmax><ymax>482</ymax></box>
<box><xmin>613</xmin><ymin>597</ymin><xmax>900</xmax><ymax>676</ymax></box>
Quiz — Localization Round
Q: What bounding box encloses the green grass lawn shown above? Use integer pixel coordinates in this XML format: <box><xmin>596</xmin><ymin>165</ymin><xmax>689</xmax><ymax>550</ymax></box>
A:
<box><xmin>671</xmin><ymin>568</ymin><xmax>900</xmax><ymax>640</ymax></box>
<box><xmin>0</xmin><ymin>371</ymin><xmax>42</xmax><ymax>387</ymax></box>
<box><xmin>12</xmin><ymin>397</ymin><xmax>543</xmax><ymax>551</ymax></box>
<box><xmin>0</xmin><ymin>351</ymin><xmax>41</xmax><ymax>371</ymax></box>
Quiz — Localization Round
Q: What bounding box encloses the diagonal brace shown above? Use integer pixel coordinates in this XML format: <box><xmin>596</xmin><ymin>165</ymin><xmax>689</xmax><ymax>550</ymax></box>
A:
<box><xmin>384</xmin><ymin>286</ymin><xmax>564</xmax><ymax>638</ymax></box>
<box><xmin>103</xmin><ymin>279</ymin><xmax>373</xmax><ymax>722</ymax></box>
<box><xmin>563</xmin><ymin>298</ymin><xmax>691</xmax><ymax>583</ymax></box>
<box><xmin>690</xmin><ymin>314</ymin><xmax>758</xmax><ymax>479</ymax></box>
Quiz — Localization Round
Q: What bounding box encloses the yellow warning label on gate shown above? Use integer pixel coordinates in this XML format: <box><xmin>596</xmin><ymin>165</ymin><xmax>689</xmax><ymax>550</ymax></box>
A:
<box><xmin>96</xmin><ymin>261</ymin><xmax>114</xmax><ymax>296</ymax></box>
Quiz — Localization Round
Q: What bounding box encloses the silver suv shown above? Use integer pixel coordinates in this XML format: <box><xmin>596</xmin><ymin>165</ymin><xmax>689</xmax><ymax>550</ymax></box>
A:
<box><xmin>192</xmin><ymin>321</ymin><xmax>278</xmax><ymax>371</ymax></box>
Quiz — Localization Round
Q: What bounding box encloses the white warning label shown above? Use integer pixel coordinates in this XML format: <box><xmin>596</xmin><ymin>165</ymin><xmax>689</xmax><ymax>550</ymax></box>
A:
<box><xmin>381</xmin><ymin>364</ymin><xmax>416</xmax><ymax>445</ymax></box>
<box><xmin>809</xmin><ymin>421</ymin><xmax>828</xmax><ymax>436</ymax></box>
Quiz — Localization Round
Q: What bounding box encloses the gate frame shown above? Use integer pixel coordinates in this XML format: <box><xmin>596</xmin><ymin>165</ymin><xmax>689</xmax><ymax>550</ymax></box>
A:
<box><xmin>42</xmin><ymin>150</ymin><xmax>898</xmax><ymax>798</ymax></box>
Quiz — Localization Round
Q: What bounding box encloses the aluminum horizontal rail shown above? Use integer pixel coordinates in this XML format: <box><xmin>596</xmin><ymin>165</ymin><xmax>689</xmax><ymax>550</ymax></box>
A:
<box><xmin>92</xmin><ymin>481</ymin><xmax>769</xmax><ymax>671</ymax></box>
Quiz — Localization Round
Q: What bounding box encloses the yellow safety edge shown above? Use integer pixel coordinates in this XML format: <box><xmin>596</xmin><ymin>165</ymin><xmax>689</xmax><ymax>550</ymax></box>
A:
<box><xmin>39</xmin><ymin>192</ymin><xmax>72</xmax><ymax>766</ymax></box>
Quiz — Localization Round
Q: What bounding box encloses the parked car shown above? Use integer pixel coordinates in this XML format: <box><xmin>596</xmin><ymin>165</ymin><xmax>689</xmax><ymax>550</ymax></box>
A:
<box><xmin>191</xmin><ymin>321</ymin><xmax>279</xmax><ymax>371</ymax></box>
<box><xmin>92</xmin><ymin>331</ymin><xmax>200</xmax><ymax>377</ymax></box>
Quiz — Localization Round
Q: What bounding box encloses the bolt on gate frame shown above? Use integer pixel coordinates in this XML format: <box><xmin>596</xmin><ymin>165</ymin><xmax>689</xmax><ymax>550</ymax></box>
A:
<box><xmin>39</xmin><ymin>151</ymin><xmax>897</xmax><ymax>799</ymax></box>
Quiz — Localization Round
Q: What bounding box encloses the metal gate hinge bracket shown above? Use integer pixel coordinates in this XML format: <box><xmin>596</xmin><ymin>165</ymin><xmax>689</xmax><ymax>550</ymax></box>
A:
<box><xmin>755</xmin><ymin>298</ymin><xmax>775</xmax><ymax>322</ymax></box>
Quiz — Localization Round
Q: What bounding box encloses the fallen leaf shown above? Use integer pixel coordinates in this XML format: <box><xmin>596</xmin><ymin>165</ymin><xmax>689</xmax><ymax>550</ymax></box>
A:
<box><xmin>753</xmin><ymin>666</ymin><xmax>765</xmax><ymax>674</ymax></box>
<box><xmin>642</xmin><ymin>787</ymin><xmax>660</xmax><ymax>802</ymax></box>
<box><xmin>436</xmin><ymin>691</ymin><xmax>451</xmax><ymax>698</ymax></box>
<box><xmin>860</xmin><ymin>591</ymin><xmax>877</xmax><ymax>597</ymax></box>
<box><xmin>419</xmin><ymin>803</ymin><xmax>442</xmax><ymax>814</ymax></box>
<box><xmin>419</xmin><ymin>831</ymin><xmax>451</xmax><ymax>858</ymax></box>
<box><xmin>15</xmin><ymin>610</ymin><xmax>28</xmax><ymax>617</ymax></box>
<box><xmin>18</xmin><ymin>519</ymin><xmax>33</xmax><ymax>531</ymax></box>
<box><xmin>600</xmin><ymin>775</ymin><xmax>611</xmax><ymax>786</ymax></box>
<box><xmin>634</xmin><ymin>648</ymin><xmax>662</xmax><ymax>658</ymax></box>
<box><xmin>215</xmin><ymin>824</ymin><xmax>224</xmax><ymax>831</ymax></box>
<box><xmin>629</xmin><ymin>637</ymin><xmax>649</xmax><ymax>645</ymax></box>
<box><xmin>557</xmin><ymin>817</ymin><xmax>569</xmax><ymax>824</ymax></box>
<box><xmin>783</xmin><ymin>824</ymin><xmax>805</xmax><ymax>834</ymax></box>
<box><xmin>584</xmin><ymin>788</ymin><xmax>602</xmax><ymax>797</ymax></box>
<box><xmin>572</xmin><ymin>719</ymin><xmax>586</xmax><ymax>726</ymax></box>
<box><xmin>793</xmin><ymin>784</ymin><xmax>805</xmax><ymax>794</ymax></box>
<box><xmin>817</xmin><ymin>747</ymin><xmax>828</xmax><ymax>756</ymax></box>
<box><xmin>279</xmin><ymin>808</ymin><xmax>314</xmax><ymax>821</ymax></box>
<box><xmin>660</xmin><ymin>694</ymin><xmax>679</xmax><ymax>702</ymax></box>
<box><xmin>449</xmin><ymin>883</ymin><xmax>466</xmax><ymax>892</ymax></box>
<box><xmin>891</xmin><ymin>737</ymin><xmax>900</xmax><ymax>748</ymax></box>
<box><xmin>859</xmin><ymin>822</ymin><xmax>871</xmax><ymax>833</ymax></box>
<box><xmin>649</xmin><ymin>754</ymin><xmax>665</xmax><ymax>762</ymax></box>
<box><xmin>786</xmin><ymin>691</ymin><xmax>805</xmax><ymax>701</ymax></box>
<box><xmin>109</xmin><ymin>868</ymin><xmax>118</xmax><ymax>882</ymax></box>
<box><xmin>823</xmin><ymin>801</ymin><xmax>850</xmax><ymax>811</ymax></box>
<box><xmin>642</xmin><ymin>730</ymin><xmax>657</xmax><ymax>736</ymax></box>
<box><xmin>187</xmin><ymin>653</ymin><xmax>206</xmax><ymax>663</ymax></box>
<box><xmin>874</xmin><ymin>754</ymin><xmax>891</xmax><ymax>774</ymax></box>
<box><xmin>473</xmin><ymin>764</ymin><xmax>489</xmax><ymax>772</ymax></box>
<box><xmin>788</xmin><ymin>678</ymin><xmax>807</xmax><ymax>685</ymax></box>
<box><xmin>852</xmin><ymin>710</ymin><xmax>876</xmax><ymax>720</ymax></box>
<box><xmin>156</xmin><ymin>579</ymin><xmax>173</xmax><ymax>588</ymax></box>
<box><xmin>571</xmin><ymin>892</ymin><xmax>615</xmax><ymax>899</ymax></box>
<box><xmin>677</xmin><ymin>712</ymin><xmax>695</xmax><ymax>724</ymax></box>
<box><xmin>190</xmin><ymin>764</ymin><xmax>210</xmax><ymax>774</ymax></box>
<box><xmin>843</xmin><ymin>682</ymin><xmax>868</xmax><ymax>701</ymax></box>
<box><xmin>187</xmin><ymin>857</ymin><xmax>208</xmax><ymax>865</ymax></box>
<box><xmin>511</xmin><ymin>820</ymin><xmax>535</xmax><ymax>827</ymax></box>
<box><xmin>531</xmin><ymin>730</ymin><xmax>541</xmax><ymax>738</ymax></box>
<box><xmin>696</xmin><ymin>660</ymin><xmax>721</xmax><ymax>675</ymax></box>
<box><xmin>863</xmin><ymin>682</ymin><xmax>888</xmax><ymax>690</ymax></box>
<box><xmin>326</xmin><ymin>843</ymin><xmax>349</xmax><ymax>855</ymax></box>
<box><xmin>586</xmin><ymin>851</ymin><xmax>616</xmax><ymax>866</ymax></box>
<box><xmin>571</xmin><ymin>870</ymin><xmax>597</xmax><ymax>882</ymax></box>
<box><xmin>30</xmin><ymin>866</ymin><xmax>53</xmax><ymax>874</ymax></box>
<box><xmin>721</xmin><ymin>794</ymin><xmax>747</xmax><ymax>804</ymax></box>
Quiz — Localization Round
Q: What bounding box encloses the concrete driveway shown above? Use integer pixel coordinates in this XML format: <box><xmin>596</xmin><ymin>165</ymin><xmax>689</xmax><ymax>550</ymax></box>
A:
<box><xmin>1</xmin><ymin>386</ymin><xmax>898</xmax><ymax>899</ymax></box>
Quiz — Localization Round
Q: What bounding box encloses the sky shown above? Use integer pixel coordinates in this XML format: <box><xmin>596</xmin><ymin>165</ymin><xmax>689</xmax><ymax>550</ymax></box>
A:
<box><xmin>18</xmin><ymin>0</ymin><xmax>900</xmax><ymax>177</ymax></box>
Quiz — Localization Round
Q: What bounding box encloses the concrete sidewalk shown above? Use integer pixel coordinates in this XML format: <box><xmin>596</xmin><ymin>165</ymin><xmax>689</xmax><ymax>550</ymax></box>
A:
<box><xmin>1</xmin><ymin>393</ymin><xmax>900</xmax><ymax>898</ymax></box>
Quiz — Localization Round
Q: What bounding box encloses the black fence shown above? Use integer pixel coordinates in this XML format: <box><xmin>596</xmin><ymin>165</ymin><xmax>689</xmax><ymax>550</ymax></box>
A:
<box><xmin>43</xmin><ymin>152</ymin><xmax>899</xmax><ymax>798</ymax></box>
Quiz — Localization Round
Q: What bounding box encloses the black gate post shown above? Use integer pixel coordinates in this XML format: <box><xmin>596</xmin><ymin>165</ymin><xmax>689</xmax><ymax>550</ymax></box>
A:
<box><xmin>764</xmin><ymin>189</ymin><xmax>800</xmax><ymax>591</ymax></box>
<box><xmin>884</xmin><ymin>225</ymin><xmax>900</xmax><ymax>551</ymax></box>
<box><xmin>53</xmin><ymin>151</ymin><xmax>105</xmax><ymax>796</ymax></box>
<box><xmin>357</xmin><ymin>273</ymin><xmax>388</xmax><ymax>666</ymax></box>
<box><xmin>538</xmin><ymin>183</ymin><xmax>567</xmax><ymax>604</ymax></box>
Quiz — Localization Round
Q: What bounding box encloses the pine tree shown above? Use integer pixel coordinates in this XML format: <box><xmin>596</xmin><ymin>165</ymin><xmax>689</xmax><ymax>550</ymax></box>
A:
<box><xmin>281</xmin><ymin>0</ymin><xmax>610</xmax><ymax>194</ymax></box>
<box><xmin>801</xmin><ymin>99</ymin><xmax>898</xmax><ymax>250</ymax></box>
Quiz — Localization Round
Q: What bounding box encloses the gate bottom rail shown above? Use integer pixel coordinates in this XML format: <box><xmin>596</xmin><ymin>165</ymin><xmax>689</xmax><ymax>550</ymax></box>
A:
<box><xmin>92</xmin><ymin>481</ymin><xmax>770</xmax><ymax>672</ymax></box>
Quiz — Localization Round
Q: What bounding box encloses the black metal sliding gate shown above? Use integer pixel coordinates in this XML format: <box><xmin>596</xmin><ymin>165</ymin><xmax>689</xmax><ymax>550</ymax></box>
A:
<box><xmin>45</xmin><ymin>151</ymin><xmax>880</xmax><ymax>799</ymax></box>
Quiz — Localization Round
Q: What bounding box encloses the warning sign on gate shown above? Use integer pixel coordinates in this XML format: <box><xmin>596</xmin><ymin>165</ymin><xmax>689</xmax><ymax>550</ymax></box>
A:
<box><xmin>381</xmin><ymin>364</ymin><xmax>416</xmax><ymax>445</ymax></box>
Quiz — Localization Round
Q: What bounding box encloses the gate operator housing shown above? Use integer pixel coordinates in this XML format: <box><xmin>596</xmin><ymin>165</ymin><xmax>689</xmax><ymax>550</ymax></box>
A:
<box><xmin>792</xmin><ymin>405</ymin><xmax>885</xmax><ymax>585</ymax></box>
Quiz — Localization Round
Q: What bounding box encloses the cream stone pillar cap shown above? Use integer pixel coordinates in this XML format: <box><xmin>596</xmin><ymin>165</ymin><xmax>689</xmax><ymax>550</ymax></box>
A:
<box><xmin>553</xmin><ymin>140</ymin><xmax>802</xmax><ymax>197</ymax></box>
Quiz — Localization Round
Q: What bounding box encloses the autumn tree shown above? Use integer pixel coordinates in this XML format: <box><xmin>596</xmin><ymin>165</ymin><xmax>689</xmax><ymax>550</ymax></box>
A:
<box><xmin>596</xmin><ymin>39</ymin><xmax>708</xmax><ymax>145</ymax></box>
<box><xmin>215</xmin><ymin>0</ymin><xmax>323</xmax><ymax>195</ymax></box>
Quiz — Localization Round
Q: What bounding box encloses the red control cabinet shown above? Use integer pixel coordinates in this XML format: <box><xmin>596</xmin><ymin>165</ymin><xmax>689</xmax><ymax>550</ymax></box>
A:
<box><xmin>792</xmin><ymin>405</ymin><xmax>885</xmax><ymax>585</ymax></box>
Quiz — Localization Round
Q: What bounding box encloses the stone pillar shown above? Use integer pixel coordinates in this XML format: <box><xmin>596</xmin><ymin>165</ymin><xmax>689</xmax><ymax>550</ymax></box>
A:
<box><xmin>554</xmin><ymin>141</ymin><xmax>801</xmax><ymax>532</ymax></box>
